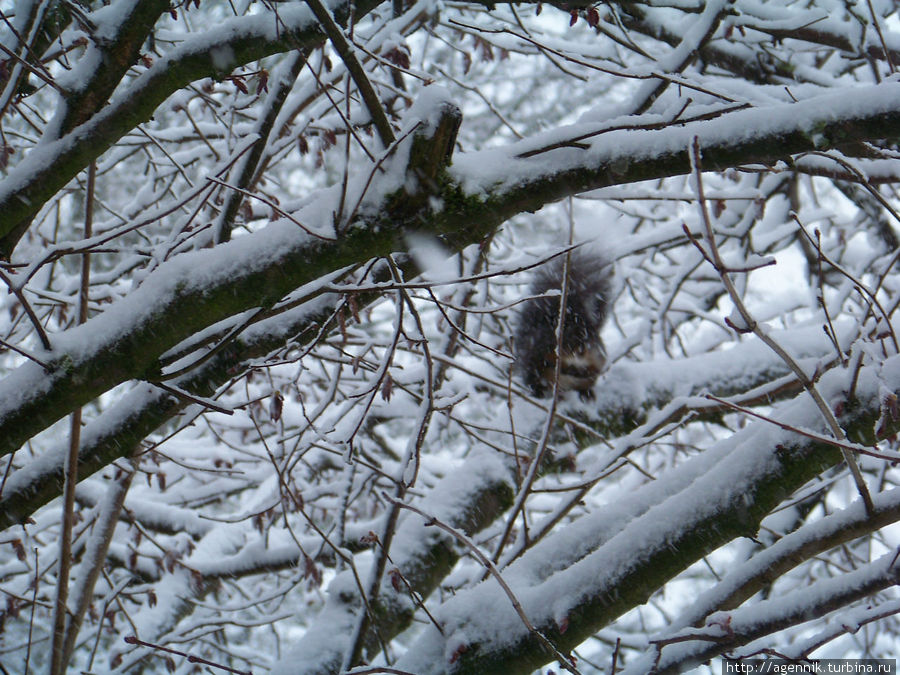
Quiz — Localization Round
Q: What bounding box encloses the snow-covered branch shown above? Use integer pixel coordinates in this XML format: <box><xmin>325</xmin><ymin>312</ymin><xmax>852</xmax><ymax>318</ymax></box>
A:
<box><xmin>393</xmin><ymin>356</ymin><xmax>900</xmax><ymax>674</ymax></box>
<box><xmin>6</xmin><ymin>1</ymin><xmax>900</xmax><ymax>672</ymax></box>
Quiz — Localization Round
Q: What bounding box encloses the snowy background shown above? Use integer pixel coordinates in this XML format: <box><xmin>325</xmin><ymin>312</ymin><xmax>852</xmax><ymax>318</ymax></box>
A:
<box><xmin>3</xmin><ymin>0</ymin><xmax>900</xmax><ymax>673</ymax></box>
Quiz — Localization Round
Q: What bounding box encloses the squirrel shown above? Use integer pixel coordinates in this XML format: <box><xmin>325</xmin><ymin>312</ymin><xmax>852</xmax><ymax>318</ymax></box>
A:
<box><xmin>514</xmin><ymin>250</ymin><xmax>612</xmax><ymax>399</ymax></box>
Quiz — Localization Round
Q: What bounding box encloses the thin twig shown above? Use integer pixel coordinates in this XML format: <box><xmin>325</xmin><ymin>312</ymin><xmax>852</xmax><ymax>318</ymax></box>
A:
<box><xmin>0</xmin><ymin>40</ymin><xmax>66</xmax><ymax>94</ymax></box>
<box><xmin>0</xmin><ymin>266</ymin><xmax>51</xmax><ymax>351</ymax></box>
<box><xmin>206</xmin><ymin>176</ymin><xmax>335</xmax><ymax>241</ymax></box>
<box><xmin>124</xmin><ymin>636</ymin><xmax>253</xmax><ymax>675</ymax></box>
<box><xmin>49</xmin><ymin>159</ymin><xmax>96</xmax><ymax>675</ymax></box>
<box><xmin>303</xmin><ymin>58</ymin><xmax>377</xmax><ymax>163</ymax></box>
<box><xmin>24</xmin><ymin>547</ymin><xmax>38</xmax><ymax>674</ymax></box>
<box><xmin>150</xmin><ymin>381</ymin><xmax>235</xmax><ymax>415</ymax></box>
<box><xmin>865</xmin><ymin>0</ymin><xmax>895</xmax><ymax>75</ymax></box>
<box><xmin>344</xmin><ymin>257</ymin><xmax>441</xmax><ymax>669</ymax></box>
<box><xmin>342</xmin><ymin>122</ymin><xmax>420</xmax><ymax>230</ymax></box>
<box><xmin>16</xmin><ymin>143</ymin><xmax>255</xmax><ymax>288</ymax></box>
<box><xmin>490</xmin><ymin>245</ymin><xmax>576</xmax><ymax>564</ymax></box>
<box><xmin>388</xmin><ymin>496</ymin><xmax>582</xmax><ymax>675</ymax></box>
<box><xmin>343</xmin><ymin>668</ymin><xmax>419</xmax><ymax>675</ymax></box>
<box><xmin>689</xmin><ymin>136</ymin><xmax>874</xmax><ymax>516</ymax></box>
<box><xmin>794</xmin><ymin>218</ymin><xmax>899</xmax><ymax>354</ymax></box>
<box><xmin>0</xmin><ymin>336</ymin><xmax>50</xmax><ymax>369</ymax></box>
<box><xmin>304</xmin><ymin>0</ymin><xmax>395</xmax><ymax>147</ymax></box>
<box><xmin>156</xmin><ymin>307</ymin><xmax>279</xmax><ymax>377</ymax></box>
<box><xmin>60</xmin><ymin>462</ymin><xmax>135</xmax><ymax>666</ymax></box>
<box><xmin>705</xmin><ymin>393</ymin><xmax>900</xmax><ymax>462</ymax></box>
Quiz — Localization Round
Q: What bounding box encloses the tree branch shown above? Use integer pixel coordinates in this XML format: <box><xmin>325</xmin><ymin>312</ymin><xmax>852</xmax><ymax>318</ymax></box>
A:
<box><xmin>393</xmin><ymin>356</ymin><xmax>900</xmax><ymax>674</ymax></box>
<box><xmin>0</xmin><ymin>0</ymin><xmax>390</xmax><ymax>257</ymax></box>
<box><xmin>4</xmin><ymin>82</ymin><xmax>900</xmax><ymax>459</ymax></box>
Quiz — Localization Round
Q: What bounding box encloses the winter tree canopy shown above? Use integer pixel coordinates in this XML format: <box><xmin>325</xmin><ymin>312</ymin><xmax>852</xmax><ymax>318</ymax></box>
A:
<box><xmin>3</xmin><ymin>0</ymin><xmax>900</xmax><ymax>673</ymax></box>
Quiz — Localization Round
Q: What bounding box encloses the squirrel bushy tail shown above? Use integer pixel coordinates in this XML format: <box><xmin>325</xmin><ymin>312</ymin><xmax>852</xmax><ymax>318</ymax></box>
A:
<box><xmin>514</xmin><ymin>250</ymin><xmax>612</xmax><ymax>399</ymax></box>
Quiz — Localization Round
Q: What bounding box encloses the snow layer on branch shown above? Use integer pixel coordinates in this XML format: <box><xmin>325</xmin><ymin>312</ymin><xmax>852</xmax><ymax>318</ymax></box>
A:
<box><xmin>0</xmin><ymin>138</ymin><xmax>416</xmax><ymax>449</ymax></box>
<box><xmin>451</xmin><ymin>80</ymin><xmax>900</xmax><ymax>197</ymax></box>
<box><xmin>269</xmin><ymin>449</ymin><xmax>511</xmax><ymax>675</ymax></box>
<box><xmin>621</xmin><ymin>488</ymin><xmax>900</xmax><ymax>673</ymax></box>
<box><xmin>394</xmin><ymin>355</ymin><xmax>900</xmax><ymax>673</ymax></box>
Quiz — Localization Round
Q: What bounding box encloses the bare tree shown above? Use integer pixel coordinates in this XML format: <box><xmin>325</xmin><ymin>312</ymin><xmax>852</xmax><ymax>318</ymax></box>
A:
<box><xmin>2</xmin><ymin>1</ymin><xmax>900</xmax><ymax>674</ymax></box>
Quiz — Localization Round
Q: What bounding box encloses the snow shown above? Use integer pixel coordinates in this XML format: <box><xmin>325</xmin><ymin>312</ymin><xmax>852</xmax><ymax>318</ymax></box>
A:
<box><xmin>453</xmin><ymin>80</ymin><xmax>900</xmax><ymax>200</ymax></box>
<box><xmin>269</xmin><ymin>449</ymin><xmax>512</xmax><ymax>674</ymax></box>
<box><xmin>629</xmin><ymin>550</ymin><xmax>900</xmax><ymax>672</ymax></box>
<box><xmin>6</xmin><ymin>1</ymin><xmax>900</xmax><ymax>672</ymax></box>
<box><xmin>395</xmin><ymin>355</ymin><xmax>900</xmax><ymax>672</ymax></box>
<box><xmin>405</xmin><ymin>83</ymin><xmax>456</xmax><ymax>136</ymax></box>
<box><xmin>209</xmin><ymin>45</ymin><xmax>236</xmax><ymax>73</ymax></box>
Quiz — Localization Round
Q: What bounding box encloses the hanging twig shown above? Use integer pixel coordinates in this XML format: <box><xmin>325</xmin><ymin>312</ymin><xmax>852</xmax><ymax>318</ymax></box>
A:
<box><xmin>388</xmin><ymin>496</ymin><xmax>582</xmax><ymax>675</ymax></box>
<box><xmin>49</xmin><ymin>159</ymin><xmax>96</xmax><ymax>675</ymax></box>
<box><xmin>688</xmin><ymin>136</ymin><xmax>874</xmax><ymax>516</ymax></box>
<box><xmin>0</xmin><ymin>266</ymin><xmax>51</xmax><ymax>351</ymax></box>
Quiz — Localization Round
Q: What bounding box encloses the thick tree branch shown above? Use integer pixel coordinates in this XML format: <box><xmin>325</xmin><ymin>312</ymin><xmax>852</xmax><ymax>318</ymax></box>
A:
<box><xmin>0</xmin><ymin>0</ymin><xmax>391</xmax><ymax>258</ymax></box>
<box><xmin>52</xmin><ymin>0</ymin><xmax>171</xmax><ymax>136</ymax></box>
<box><xmin>646</xmin><ymin>552</ymin><xmax>900</xmax><ymax>673</ymax></box>
<box><xmin>3</xmin><ymin>83</ymin><xmax>900</xmax><ymax>460</ymax></box>
<box><xmin>0</xmin><ymin>97</ymin><xmax>460</xmax><ymax>458</ymax></box>
<box><xmin>0</xmin><ymin>303</ymin><xmax>840</xmax><ymax>532</ymax></box>
<box><xmin>393</xmin><ymin>357</ymin><xmax>900</xmax><ymax>674</ymax></box>
<box><xmin>304</xmin><ymin>0</ymin><xmax>396</xmax><ymax>148</ymax></box>
<box><xmin>661</xmin><ymin>488</ymin><xmax>900</xmax><ymax>634</ymax></box>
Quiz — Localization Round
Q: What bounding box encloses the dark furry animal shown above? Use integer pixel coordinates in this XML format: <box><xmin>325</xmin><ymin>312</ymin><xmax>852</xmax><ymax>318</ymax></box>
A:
<box><xmin>514</xmin><ymin>251</ymin><xmax>612</xmax><ymax>398</ymax></box>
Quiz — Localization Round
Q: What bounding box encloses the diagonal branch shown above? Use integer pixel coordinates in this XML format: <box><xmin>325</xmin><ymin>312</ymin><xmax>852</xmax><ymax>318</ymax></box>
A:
<box><xmin>51</xmin><ymin>0</ymin><xmax>171</xmax><ymax>136</ymax></box>
<box><xmin>0</xmin><ymin>96</ymin><xmax>461</xmax><ymax>459</ymax></box>
<box><xmin>304</xmin><ymin>0</ymin><xmax>396</xmax><ymax>148</ymax></box>
<box><xmin>4</xmin><ymin>83</ymin><xmax>900</xmax><ymax>467</ymax></box>
<box><xmin>393</xmin><ymin>354</ymin><xmax>900</xmax><ymax>675</ymax></box>
<box><xmin>0</xmin><ymin>0</ymin><xmax>391</xmax><ymax>258</ymax></box>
